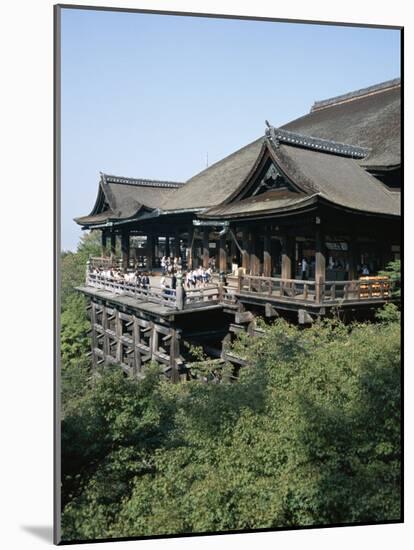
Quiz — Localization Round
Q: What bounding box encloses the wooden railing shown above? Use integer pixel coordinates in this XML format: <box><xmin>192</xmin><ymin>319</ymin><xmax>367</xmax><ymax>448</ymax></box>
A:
<box><xmin>184</xmin><ymin>286</ymin><xmax>222</xmax><ymax>307</ymax></box>
<box><xmin>86</xmin><ymin>269</ymin><xmax>395</xmax><ymax>310</ymax></box>
<box><xmin>322</xmin><ymin>277</ymin><xmax>391</xmax><ymax>302</ymax></box>
<box><xmin>238</xmin><ymin>275</ymin><xmax>317</xmax><ymax>301</ymax></box>
<box><xmin>85</xmin><ymin>273</ymin><xmax>222</xmax><ymax>310</ymax></box>
<box><xmin>86</xmin><ymin>273</ymin><xmax>177</xmax><ymax>308</ymax></box>
<box><xmin>237</xmin><ymin>275</ymin><xmax>393</xmax><ymax>304</ymax></box>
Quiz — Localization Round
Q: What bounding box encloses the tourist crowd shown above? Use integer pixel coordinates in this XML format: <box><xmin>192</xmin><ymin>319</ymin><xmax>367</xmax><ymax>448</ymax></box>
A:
<box><xmin>90</xmin><ymin>260</ymin><xmax>214</xmax><ymax>292</ymax></box>
<box><xmin>91</xmin><ymin>267</ymin><xmax>151</xmax><ymax>288</ymax></box>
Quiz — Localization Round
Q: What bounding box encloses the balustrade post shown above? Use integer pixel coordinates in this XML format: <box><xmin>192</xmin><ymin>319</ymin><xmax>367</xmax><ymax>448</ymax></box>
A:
<box><xmin>344</xmin><ymin>283</ymin><xmax>349</xmax><ymax>300</ymax></box>
<box><xmin>316</xmin><ymin>275</ymin><xmax>325</xmax><ymax>303</ymax></box>
<box><xmin>175</xmin><ymin>272</ymin><xmax>185</xmax><ymax>310</ymax></box>
<box><xmin>237</xmin><ymin>275</ymin><xmax>242</xmax><ymax>293</ymax></box>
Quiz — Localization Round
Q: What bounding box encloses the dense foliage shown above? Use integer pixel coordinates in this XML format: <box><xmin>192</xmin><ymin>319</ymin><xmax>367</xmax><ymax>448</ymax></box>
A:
<box><xmin>379</xmin><ymin>259</ymin><xmax>401</xmax><ymax>298</ymax></box>
<box><xmin>60</xmin><ymin>232</ymin><xmax>102</xmax><ymax>408</ymax></box>
<box><xmin>60</xmin><ymin>244</ymin><xmax>401</xmax><ymax>541</ymax></box>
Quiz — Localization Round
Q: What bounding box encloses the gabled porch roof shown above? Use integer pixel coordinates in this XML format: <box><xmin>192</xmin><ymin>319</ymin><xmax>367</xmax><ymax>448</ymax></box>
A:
<box><xmin>201</xmin><ymin>125</ymin><xmax>400</xmax><ymax>220</ymax></box>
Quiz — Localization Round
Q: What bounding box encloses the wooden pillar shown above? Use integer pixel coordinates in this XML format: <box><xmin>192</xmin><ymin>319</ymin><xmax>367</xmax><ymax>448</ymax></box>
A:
<box><xmin>219</xmin><ymin>234</ymin><xmax>227</xmax><ymax>273</ymax></box>
<box><xmin>281</xmin><ymin>234</ymin><xmax>294</xmax><ymax>280</ymax></box>
<box><xmin>169</xmin><ymin>329</ymin><xmax>180</xmax><ymax>383</ymax></box>
<box><xmin>315</xmin><ymin>226</ymin><xmax>326</xmax><ymax>303</ymax></box>
<box><xmin>230</xmin><ymin>233</ymin><xmax>236</xmax><ymax>265</ymax></box>
<box><xmin>133</xmin><ymin>316</ymin><xmax>142</xmax><ymax>377</ymax></box>
<box><xmin>91</xmin><ymin>301</ymin><xmax>98</xmax><ymax>369</ymax></box>
<box><xmin>101</xmin><ymin>231</ymin><xmax>108</xmax><ymax>257</ymax></box>
<box><xmin>263</xmin><ymin>228</ymin><xmax>272</xmax><ymax>277</ymax></box>
<box><xmin>250</xmin><ymin>231</ymin><xmax>260</xmax><ymax>276</ymax></box>
<box><xmin>146</xmin><ymin>234</ymin><xmax>155</xmax><ymax>270</ymax></box>
<box><xmin>154</xmin><ymin>236</ymin><xmax>159</xmax><ymax>262</ymax></box>
<box><xmin>203</xmin><ymin>228</ymin><xmax>210</xmax><ymax>268</ymax></box>
<box><xmin>102</xmin><ymin>306</ymin><xmax>110</xmax><ymax>363</ymax></box>
<box><xmin>121</xmin><ymin>232</ymin><xmax>130</xmax><ymax>270</ymax></box>
<box><xmin>110</xmin><ymin>232</ymin><xmax>116</xmax><ymax>260</ymax></box>
<box><xmin>187</xmin><ymin>226</ymin><xmax>194</xmax><ymax>270</ymax></box>
<box><xmin>173</xmin><ymin>231</ymin><xmax>180</xmax><ymax>258</ymax></box>
<box><xmin>165</xmin><ymin>236</ymin><xmax>170</xmax><ymax>258</ymax></box>
<box><xmin>115</xmin><ymin>310</ymin><xmax>122</xmax><ymax>363</ymax></box>
<box><xmin>241</xmin><ymin>227</ymin><xmax>250</xmax><ymax>273</ymax></box>
<box><xmin>348</xmin><ymin>236</ymin><xmax>358</xmax><ymax>280</ymax></box>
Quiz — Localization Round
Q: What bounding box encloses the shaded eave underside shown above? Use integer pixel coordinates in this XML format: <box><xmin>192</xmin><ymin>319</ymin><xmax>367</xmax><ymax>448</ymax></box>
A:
<box><xmin>201</xmin><ymin>193</ymin><xmax>400</xmax><ymax>221</ymax></box>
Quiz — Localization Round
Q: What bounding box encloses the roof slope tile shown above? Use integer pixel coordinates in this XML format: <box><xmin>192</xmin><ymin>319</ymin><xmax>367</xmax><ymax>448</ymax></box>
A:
<box><xmin>282</xmin><ymin>83</ymin><xmax>400</xmax><ymax>167</ymax></box>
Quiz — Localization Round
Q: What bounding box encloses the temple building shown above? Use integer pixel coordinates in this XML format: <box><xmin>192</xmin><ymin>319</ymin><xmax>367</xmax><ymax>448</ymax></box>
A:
<box><xmin>75</xmin><ymin>78</ymin><xmax>401</xmax><ymax>379</ymax></box>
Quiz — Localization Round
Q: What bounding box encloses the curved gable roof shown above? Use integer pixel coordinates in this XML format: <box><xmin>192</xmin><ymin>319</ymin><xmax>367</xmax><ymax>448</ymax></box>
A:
<box><xmin>74</xmin><ymin>174</ymin><xmax>184</xmax><ymax>227</ymax></box>
<box><xmin>202</xmin><ymin>132</ymin><xmax>400</xmax><ymax>219</ymax></box>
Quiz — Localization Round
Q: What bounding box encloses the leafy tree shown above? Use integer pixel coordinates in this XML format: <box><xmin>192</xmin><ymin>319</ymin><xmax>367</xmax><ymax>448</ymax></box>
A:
<box><xmin>61</xmin><ymin>312</ymin><xmax>401</xmax><ymax>541</ymax></box>
<box><xmin>379</xmin><ymin>259</ymin><xmax>401</xmax><ymax>298</ymax></box>
<box><xmin>61</xmin><ymin>231</ymin><xmax>101</xmax><ymax>309</ymax></box>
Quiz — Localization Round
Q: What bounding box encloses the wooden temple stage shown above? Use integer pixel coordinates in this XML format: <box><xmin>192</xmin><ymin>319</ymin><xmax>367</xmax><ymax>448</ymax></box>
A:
<box><xmin>75</xmin><ymin>79</ymin><xmax>401</xmax><ymax>380</ymax></box>
<box><xmin>78</xmin><ymin>263</ymin><xmax>397</xmax><ymax>380</ymax></box>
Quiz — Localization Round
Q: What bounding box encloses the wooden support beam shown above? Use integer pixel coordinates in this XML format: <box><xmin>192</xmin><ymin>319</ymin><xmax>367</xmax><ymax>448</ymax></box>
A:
<box><xmin>315</xmin><ymin>225</ymin><xmax>326</xmax><ymax>303</ymax></box>
<box><xmin>115</xmin><ymin>310</ymin><xmax>122</xmax><ymax>363</ymax></box>
<box><xmin>173</xmin><ymin>231</ymin><xmax>181</xmax><ymax>258</ymax></box>
<box><xmin>241</xmin><ymin>227</ymin><xmax>250</xmax><ymax>273</ymax></box>
<box><xmin>110</xmin><ymin>232</ymin><xmax>116</xmax><ymax>261</ymax></box>
<box><xmin>235</xmin><ymin>310</ymin><xmax>255</xmax><ymax>324</ymax></box>
<box><xmin>263</xmin><ymin>227</ymin><xmax>272</xmax><ymax>277</ymax></box>
<box><xmin>165</xmin><ymin>236</ymin><xmax>170</xmax><ymax>258</ymax></box>
<box><xmin>102</xmin><ymin>306</ymin><xmax>110</xmax><ymax>361</ymax></box>
<box><xmin>250</xmin><ymin>231</ymin><xmax>260</xmax><ymax>276</ymax></box>
<box><xmin>219</xmin><ymin>234</ymin><xmax>227</xmax><ymax>273</ymax></box>
<box><xmin>281</xmin><ymin>234</ymin><xmax>295</xmax><ymax>280</ymax></box>
<box><xmin>151</xmin><ymin>325</ymin><xmax>159</xmax><ymax>359</ymax></box>
<box><xmin>90</xmin><ymin>302</ymin><xmax>98</xmax><ymax>369</ymax></box>
<box><xmin>230</xmin><ymin>234</ymin><xmax>236</xmax><ymax>265</ymax></box>
<box><xmin>169</xmin><ymin>328</ymin><xmax>180</xmax><ymax>383</ymax></box>
<box><xmin>202</xmin><ymin>228</ymin><xmax>210</xmax><ymax>269</ymax></box>
<box><xmin>146</xmin><ymin>234</ymin><xmax>155</xmax><ymax>270</ymax></box>
<box><xmin>187</xmin><ymin>225</ymin><xmax>195</xmax><ymax>270</ymax></box>
<box><xmin>121</xmin><ymin>232</ymin><xmax>130</xmax><ymax>270</ymax></box>
<box><xmin>132</xmin><ymin>315</ymin><xmax>142</xmax><ymax>376</ymax></box>
<box><xmin>298</xmin><ymin>309</ymin><xmax>314</xmax><ymax>325</ymax></box>
<box><xmin>265</xmin><ymin>303</ymin><xmax>279</xmax><ymax>318</ymax></box>
<box><xmin>347</xmin><ymin>236</ymin><xmax>358</xmax><ymax>280</ymax></box>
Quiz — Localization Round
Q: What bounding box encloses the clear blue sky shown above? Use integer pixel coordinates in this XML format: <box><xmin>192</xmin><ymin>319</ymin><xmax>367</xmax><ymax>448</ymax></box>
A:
<box><xmin>60</xmin><ymin>7</ymin><xmax>401</xmax><ymax>250</ymax></box>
